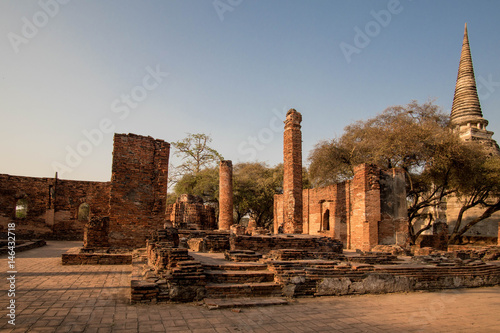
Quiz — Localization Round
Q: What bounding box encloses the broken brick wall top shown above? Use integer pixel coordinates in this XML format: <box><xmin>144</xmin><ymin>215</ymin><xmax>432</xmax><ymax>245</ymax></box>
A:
<box><xmin>108</xmin><ymin>133</ymin><xmax>170</xmax><ymax>247</ymax></box>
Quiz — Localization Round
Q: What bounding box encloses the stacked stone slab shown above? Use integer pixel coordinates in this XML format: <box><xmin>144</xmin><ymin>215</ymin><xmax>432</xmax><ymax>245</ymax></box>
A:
<box><xmin>203</xmin><ymin>261</ymin><xmax>281</xmax><ymax>298</ymax></box>
<box><xmin>178</xmin><ymin>230</ymin><xmax>230</xmax><ymax>252</ymax></box>
<box><xmin>267</xmin><ymin>259</ymin><xmax>500</xmax><ymax>297</ymax></box>
<box><xmin>134</xmin><ymin>239</ymin><xmax>206</xmax><ymax>303</ymax></box>
<box><xmin>282</xmin><ymin>109</ymin><xmax>303</xmax><ymax>234</ymax></box>
<box><xmin>229</xmin><ymin>234</ymin><xmax>343</xmax><ymax>254</ymax></box>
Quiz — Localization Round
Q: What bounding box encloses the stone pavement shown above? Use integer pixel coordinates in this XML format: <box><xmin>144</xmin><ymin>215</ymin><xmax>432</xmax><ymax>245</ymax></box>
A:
<box><xmin>0</xmin><ymin>241</ymin><xmax>499</xmax><ymax>333</ymax></box>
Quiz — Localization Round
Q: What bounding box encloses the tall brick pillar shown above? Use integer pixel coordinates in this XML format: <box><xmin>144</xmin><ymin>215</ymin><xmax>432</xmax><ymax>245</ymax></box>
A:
<box><xmin>283</xmin><ymin>109</ymin><xmax>303</xmax><ymax>234</ymax></box>
<box><xmin>219</xmin><ymin>160</ymin><xmax>233</xmax><ymax>230</ymax></box>
<box><xmin>350</xmin><ymin>164</ymin><xmax>380</xmax><ymax>251</ymax></box>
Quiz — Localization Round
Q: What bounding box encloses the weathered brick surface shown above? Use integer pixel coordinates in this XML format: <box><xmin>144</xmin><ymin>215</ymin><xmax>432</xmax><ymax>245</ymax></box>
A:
<box><xmin>83</xmin><ymin>216</ymin><xmax>110</xmax><ymax>248</ymax></box>
<box><xmin>61</xmin><ymin>247</ymin><xmax>132</xmax><ymax>265</ymax></box>
<box><xmin>219</xmin><ymin>160</ymin><xmax>233</xmax><ymax>230</ymax></box>
<box><xmin>282</xmin><ymin>109</ymin><xmax>303</xmax><ymax>234</ymax></box>
<box><xmin>135</xmin><ymin>240</ymin><xmax>206</xmax><ymax>303</ymax></box>
<box><xmin>108</xmin><ymin>133</ymin><xmax>170</xmax><ymax>248</ymax></box>
<box><xmin>166</xmin><ymin>194</ymin><xmax>216</xmax><ymax>230</ymax></box>
<box><xmin>230</xmin><ymin>234</ymin><xmax>343</xmax><ymax>254</ymax></box>
<box><xmin>351</xmin><ymin>164</ymin><xmax>381</xmax><ymax>252</ymax></box>
<box><xmin>275</xmin><ymin>164</ymin><xmax>408</xmax><ymax>252</ymax></box>
<box><xmin>268</xmin><ymin>258</ymin><xmax>500</xmax><ymax>297</ymax></box>
<box><xmin>179</xmin><ymin>230</ymin><xmax>230</xmax><ymax>252</ymax></box>
<box><xmin>0</xmin><ymin>174</ymin><xmax>110</xmax><ymax>240</ymax></box>
<box><xmin>0</xmin><ymin>133</ymin><xmax>170</xmax><ymax>248</ymax></box>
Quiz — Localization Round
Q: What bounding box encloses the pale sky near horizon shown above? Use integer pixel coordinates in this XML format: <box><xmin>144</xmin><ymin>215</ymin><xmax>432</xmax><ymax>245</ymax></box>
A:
<box><xmin>1</xmin><ymin>0</ymin><xmax>499</xmax><ymax>182</ymax></box>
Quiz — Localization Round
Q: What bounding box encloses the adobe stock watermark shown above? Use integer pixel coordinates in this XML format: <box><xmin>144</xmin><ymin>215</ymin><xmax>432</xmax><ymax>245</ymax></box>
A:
<box><xmin>339</xmin><ymin>0</ymin><xmax>409</xmax><ymax>64</ymax></box>
<box><xmin>237</xmin><ymin>106</ymin><xmax>288</xmax><ymax>161</ymax></box>
<box><xmin>7</xmin><ymin>0</ymin><xmax>72</xmax><ymax>54</ymax></box>
<box><xmin>213</xmin><ymin>0</ymin><xmax>243</xmax><ymax>22</ymax></box>
<box><xmin>51</xmin><ymin>65</ymin><xmax>169</xmax><ymax>177</ymax></box>
<box><xmin>477</xmin><ymin>74</ymin><xmax>500</xmax><ymax>100</ymax></box>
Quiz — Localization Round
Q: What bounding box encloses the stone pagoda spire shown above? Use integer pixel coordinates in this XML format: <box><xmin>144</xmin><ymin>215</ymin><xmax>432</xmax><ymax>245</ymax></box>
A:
<box><xmin>451</xmin><ymin>23</ymin><xmax>499</xmax><ymax>153</ymax></box>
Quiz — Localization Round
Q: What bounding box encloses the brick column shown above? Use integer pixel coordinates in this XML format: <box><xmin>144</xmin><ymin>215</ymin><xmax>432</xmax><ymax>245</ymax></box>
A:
<box><xmin>219</xmin><ymin>160</ymin><xmax>233</xmax><ymax>230</ymax></box>
<box><xmin>498</xmin><ymin>221</ymin><xmax>500</xmax><ymax>246</ymax></box>
<box><xmin>350</xmin><ymin>164</ymin><xmax>380</xmax><ymax>251</ymax></box>
<box><xmin>283</xmin><ymin>109</ymin><xmax>303</xmax><ymax>234</ymax></box>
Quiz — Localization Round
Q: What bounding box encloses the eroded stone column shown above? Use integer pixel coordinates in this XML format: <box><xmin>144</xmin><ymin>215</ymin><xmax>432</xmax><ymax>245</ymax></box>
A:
<box><xmin>219</xmin><ymin>160</ymin><xmax>233</xmax><ymax>230</ymax></box>
<box><xmin>283</xmin><ymin>109</ymin><xmax>303</xmax><ymax>234</ymax></box>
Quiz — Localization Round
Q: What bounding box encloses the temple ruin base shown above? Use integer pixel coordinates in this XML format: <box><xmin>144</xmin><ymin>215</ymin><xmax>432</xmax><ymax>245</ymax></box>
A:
<box><xmin>128</xmin><ymin>229</ymin><xmax>500</xmax><ymax>304</ymax></box>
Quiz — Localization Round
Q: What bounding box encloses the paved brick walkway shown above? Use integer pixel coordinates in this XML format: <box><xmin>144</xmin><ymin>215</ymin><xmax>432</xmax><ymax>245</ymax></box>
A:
<box><xmin>1</xmin><ymin>241</ymin><xmax>499</xmax><ymax>332</ymax></box>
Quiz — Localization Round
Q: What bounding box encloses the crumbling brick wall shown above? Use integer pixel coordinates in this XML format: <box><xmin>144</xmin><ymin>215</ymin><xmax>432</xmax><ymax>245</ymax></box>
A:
<box><xmin>0</xmin><ymin>174</ymin><xmax>110</xmax><ymax>240</ymax></box>
<box><xmin>301</xmin><ymin>184</ymin><xmax>349</xmax><ymax>244</ymax></box>
<box><xmin>108</xmin><ymin>133</ymin><xmax>170</xmax><ymax>248</ymax></box>
<box><xmin>0</xmin><ymin>133</ymin><xmax>170</xmax><ymax>246</ymax></box>
<box><xmin>274</xmin><ymin>164</ymin><xmax>408</xmax><ymax>251</ymax></box>
<box><xmin>166</xmin><ymin>194</ymin><xmax>216</xmax><ymax>230</ymax></box>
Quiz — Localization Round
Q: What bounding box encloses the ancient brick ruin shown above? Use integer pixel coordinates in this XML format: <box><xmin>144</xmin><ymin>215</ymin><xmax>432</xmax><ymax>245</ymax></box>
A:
<box><xmin>165</xmin><ymin>194</ymin><xmax>216</xmax><ymax>230</ymax></box>
<box><xmin>218</xmin><ymin>160</ymin><xmax>234</xmax><ymax>231</ymax></box>
<box><xmin>108</xmin><ymin>133</ymin><xmax>170</xmax><ymax>247</ymax></box>
<box><xmin>0</xmin><ymin>133</ymin><xmax>169</xmax><ymax>248</ymax></box>
<box><xmin>275</xmin><ymin>164</ymin><xmax>408</xmax><ymax>251</ymax></box>
<box><xmin>3</xmin><ymin>23</ymin><xmax>500</xmax><ymax>307</ymax></box>
<box><xmin>282</xmin><ymin>109</ymin><xmax>303</xmax><ymax>234</ymax></box>
<box><xmin>0</xmin><ymin>174</ymin><xmax>110</xmax><ymax>240</ymax></box>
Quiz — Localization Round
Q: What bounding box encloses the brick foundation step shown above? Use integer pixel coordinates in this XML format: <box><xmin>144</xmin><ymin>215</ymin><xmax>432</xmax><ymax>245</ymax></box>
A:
<box><xmin>204</xmin><ymin>269</ymin><xmax>275</xmax><ymax>284</ymax></box>
<box><xmin>205</xmin><ymin>282</ymin><xmax>282</xmax><ymax>298</ymax></box>
<box><xmin>203</xmin><ymin>263</ymin><xmax>268</xmax><ymax>271</ymax></box>
<box><xmin>225</xmin><ymin>250</ymin><xmax>263</xmax><ymax>262</ymax></box>
<box><xmin>203</xmin><ymin>297</ymin><xmax>288</xmax><ymax>309</ymax></box>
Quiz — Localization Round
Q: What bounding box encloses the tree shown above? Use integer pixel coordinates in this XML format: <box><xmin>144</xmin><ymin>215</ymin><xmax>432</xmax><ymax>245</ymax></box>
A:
<box><xmin>447</xmin><ymin>154</ymin><xmax>500</xmax><ymax>244</ymax></box>
<box><xmin>169</xmin><ymin>133</ymin><xmax>223</xmax><ymax>193</ymax></box>
<box><xmin>173</xmin><ymin>167</ymin><xmax>219</xmax><ymax>203</ymax></box>
<box><xmin>233</xmin><ymin>163</ymin><xmax>283</xmax><ymax>229</ymax></box>
<box><xmin>308</xmin><ymin>100</ymin><xmax>500</xmax><ymax>245</ymax></box>
<box><xmin>172</xmin><ymin>133</ymin><xmax>223</xmax><ymax>174</ymax></box>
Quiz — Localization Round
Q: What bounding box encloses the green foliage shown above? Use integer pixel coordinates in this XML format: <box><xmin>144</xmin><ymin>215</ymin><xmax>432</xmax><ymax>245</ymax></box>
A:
<box><xmin>308</xmin><ymin>100</ymin><xmax>449</xmax><ymax>186</ymax></box>
<box><xmin>173</xmin><ymin>162</ymin><xmax>285</xmax><ymax>230</ymax></box>
<box><xmin>233</xmin><ymin>163</ymin><xmax>283</xmax><ymax>229</ymax></box>
<box><xmin>15</xmin><ymin>198</ymin><xmax>28</xmax><ymax>219</ymax></box>
<box><xmin>174</xmin><ymin>167</ymin><xmax>219</xmax><ymax>203</ymax></box>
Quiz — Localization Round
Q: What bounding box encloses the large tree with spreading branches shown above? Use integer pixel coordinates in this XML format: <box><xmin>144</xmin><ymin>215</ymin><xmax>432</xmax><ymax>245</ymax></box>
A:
<box><xmin>308</xmin><ymin>101</ymin><xmax>500</xmax><ymax>245</ymax></box>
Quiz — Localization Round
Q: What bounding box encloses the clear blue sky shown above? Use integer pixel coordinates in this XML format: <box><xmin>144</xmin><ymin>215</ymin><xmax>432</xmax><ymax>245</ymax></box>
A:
<box><xmin>1</xmin><ymin>0</ymin><xmax>499</xmax><ymax>182</ymax></box>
